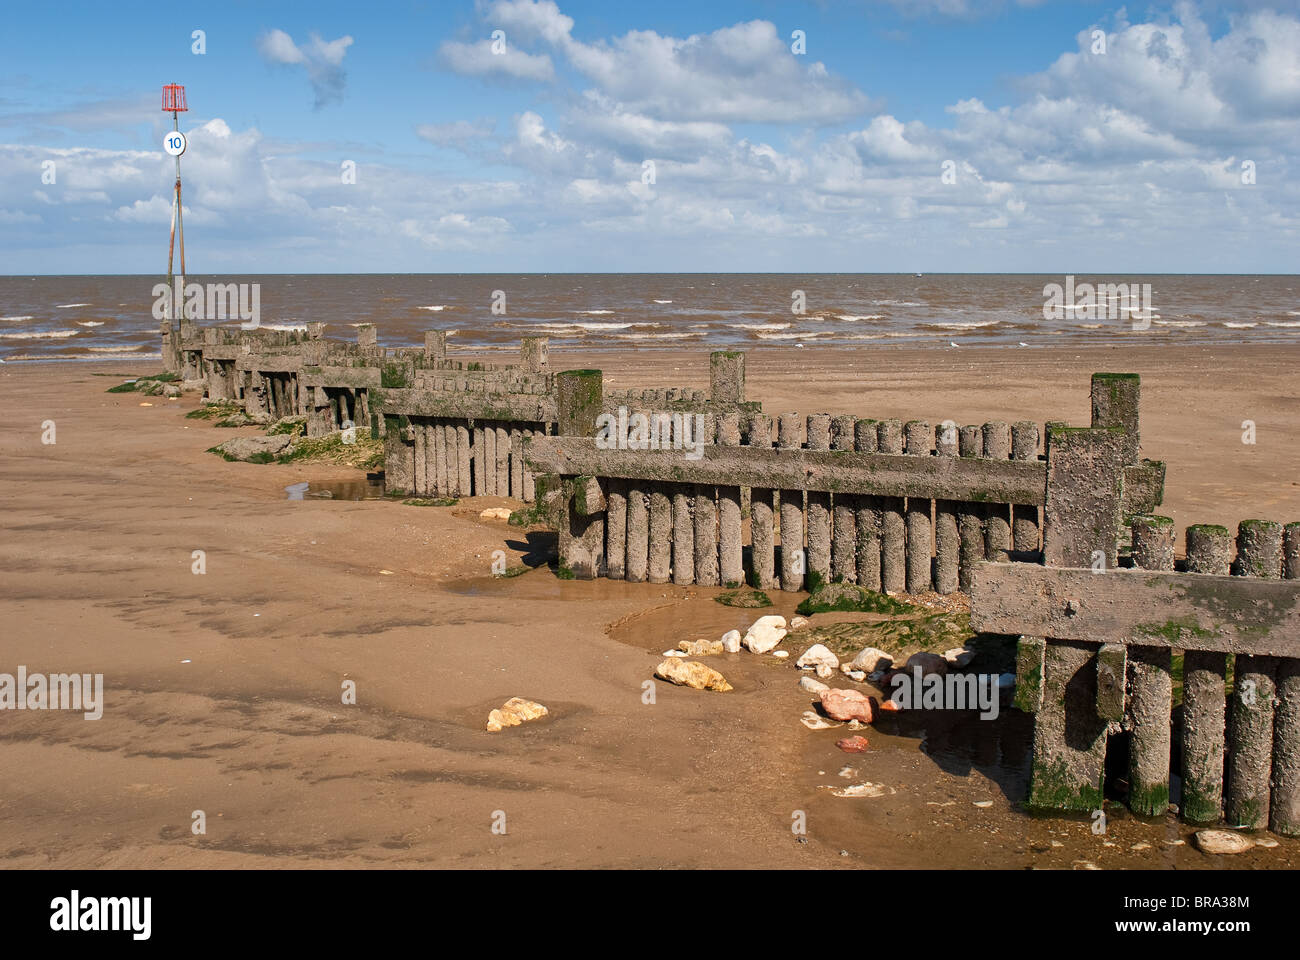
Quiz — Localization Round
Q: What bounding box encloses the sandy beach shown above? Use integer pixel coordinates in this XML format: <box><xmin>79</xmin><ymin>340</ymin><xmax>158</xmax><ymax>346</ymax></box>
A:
<box><xmin>2</xmin><ymin>342</ymin><xmax>1298</xmax><ymax>869</ymax></box>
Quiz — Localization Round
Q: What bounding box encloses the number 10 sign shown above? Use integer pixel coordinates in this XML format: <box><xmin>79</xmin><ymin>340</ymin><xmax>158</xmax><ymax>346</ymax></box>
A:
<box><xmin>163</xmin><ymin>131</ymin><xmax>187</xmax><ymax>157</ymax></box>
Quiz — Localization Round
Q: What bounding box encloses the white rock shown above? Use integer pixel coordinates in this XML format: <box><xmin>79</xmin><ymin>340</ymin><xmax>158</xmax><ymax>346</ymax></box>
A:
<box><xmin>662</xmin><ymin>650</ymin><xmax>687</xmax><ymax>657</ymax></box>
<box><xmin>789</xmin><ymin>616</ymin><xmax>809</xmax><ymax>629</ymax></box>
<box><xmin>797</xmin><ymin>643</ymin><xmax>840</xmax><ymax>675</ymax></box>
<box><xmin>1256</xmin><ymin>837</ymin><xmax>1279</xmax><ymax>849</ymax></box>
<box><xmin>479</xmin><ymin>507</ymin><xmax>513</xmax><ymax>521</ymax></box>
<box><xmin>850</xmin><ymin>647</ymin><xmax>893</xmax><ymax>673</ymax></box>
<box><xmin>944</xmin><ymin>646</ymin><xmax>976</xmax><ymax>669</ymax></box>
<box><xmin>771</xmin><ymin>650</ymin><xmax>789</xmax><ymax>659</ymax></box>
<box><xmin>1195</xmin><ymin>830</ymin><xmax>1253</xmax><ymax>855</ymax></box>
<box><xmin>743</xmin><ymin>615</ymin><xmax>788</xmax><ymax>653</ymax></box>
<box><xmin>843</xmin><ymin>669</ymin><xmax>866</xmax><ymax>681</ymax></box>
<box><xmin>720</xmin><ymin>629</ymin><xmax>742</xmax><ymax>653</ymax></box>
<box><xmin>799</xmin><ymin>676</ymin><xmax>829</xmax><ymax>695</ymax></box>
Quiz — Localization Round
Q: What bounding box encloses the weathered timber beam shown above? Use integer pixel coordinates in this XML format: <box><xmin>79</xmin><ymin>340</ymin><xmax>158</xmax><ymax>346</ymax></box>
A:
<box><xmin>379</xmin><ymin>388</ymin><xmax>556</xmax><ymax>423</ymax></box>
<box><xmin>299</xmin><ymin>367</ymin><xmax>381</xmax><ymax>389</ymax></box>
<box><xmin>522</xmin><ymin>436</ymin><xmax>1046</xmax><ymax>503</ymax></box>
<box><xmin>971</xmin><ymin>561</ymin><xmax>1300</xmax><ymax>657</ymax></box>
<box><xmin>235</xmin><ymin>356</ymin><xmax>305</xmax><ymax>373</ymax></box>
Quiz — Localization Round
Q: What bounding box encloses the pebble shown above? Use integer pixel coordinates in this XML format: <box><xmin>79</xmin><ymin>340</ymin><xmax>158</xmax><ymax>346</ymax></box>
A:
<box><xmin>799</xmin><ymin>676</ymin><xmax>830</xmax><ymax>695</ymax></box>
<box><xmin>836</xmin><ymin>735</ymin><xmax>870</xmax><ymax>753</ymax></box>
<box><xmin>973</xmin><ymin>800</ymin><xmax>994</xmax><ymax>808</ymax></box>
<box><xmin>771</xmin><ymin>650</ymin><xmax>789</xmax><ymax>659</ymax></box>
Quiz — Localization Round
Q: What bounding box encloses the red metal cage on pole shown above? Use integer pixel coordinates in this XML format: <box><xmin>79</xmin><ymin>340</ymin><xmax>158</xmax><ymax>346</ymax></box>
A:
<box><xmin>161</xmin><ymin>83</ymin><xmax>187</xmax><ymax>112</ymax></box>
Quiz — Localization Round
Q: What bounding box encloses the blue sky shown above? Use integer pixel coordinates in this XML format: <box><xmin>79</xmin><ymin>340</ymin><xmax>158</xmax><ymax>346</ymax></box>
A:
<box><xmin>2</xmin><ymin>0</ymin><xmax>1297</xmax><ymax>273</ymax></box>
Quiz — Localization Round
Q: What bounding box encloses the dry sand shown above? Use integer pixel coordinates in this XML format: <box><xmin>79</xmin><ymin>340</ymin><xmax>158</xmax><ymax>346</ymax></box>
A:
<box><xmin>1</xmin><ymin>343</ymin><xmax>1298</xmax><ymax>869</ymax></box>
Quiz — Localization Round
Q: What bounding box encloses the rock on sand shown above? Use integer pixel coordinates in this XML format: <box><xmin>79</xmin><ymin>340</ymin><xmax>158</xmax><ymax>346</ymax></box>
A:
<box><xmin>1194</xmin><ymin>830</ymin><xmax>1253</xmax><ymax>855</ymax></box>
<box><xmin>655</xmin><ymin>659</ymin><xmax>733</xmax><ymax>692</ymax></box>
<box><xmin>819</xmin><ymin>688</ymin><xmax>874</xmax><ymax>723</ymax></box>
<box><xmin>214</xmin><ymin>434</ymin><xmax>294</xmax><ymax>462</ymax></box>
<box><xmin>486</xmin><ymin>697</ymin><xmax>549</xmax><ymax>732</ymax></box>
<box><xmin>743</xmin><ymin>615</ymin><xmax>787</xmax><ymax>653</ymax></box>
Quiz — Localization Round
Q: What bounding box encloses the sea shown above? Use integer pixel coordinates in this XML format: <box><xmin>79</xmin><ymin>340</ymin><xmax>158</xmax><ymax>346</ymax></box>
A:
<box><xmin>1</xmin><ymin>273</ymin><xmax>1297</xmax><ymax>362</ymax></box>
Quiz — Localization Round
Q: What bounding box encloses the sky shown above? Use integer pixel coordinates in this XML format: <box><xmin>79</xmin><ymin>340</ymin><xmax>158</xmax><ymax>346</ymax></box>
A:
<box><xmin>1</xmin><ymin>0</ymin><xmax>1297</xmax><ymax>274</ymax></box>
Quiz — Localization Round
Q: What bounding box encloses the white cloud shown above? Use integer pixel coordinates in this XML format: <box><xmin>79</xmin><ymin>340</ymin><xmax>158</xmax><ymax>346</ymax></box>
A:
<box><xmin>437</xmin><ymin>39</ymin><xmax>555</xmax><ymax>82</ymax></box>
<box><xmin>257</xmin><ymin>29</ymin><xmax>355</xmax><ymax>108</ymax></box>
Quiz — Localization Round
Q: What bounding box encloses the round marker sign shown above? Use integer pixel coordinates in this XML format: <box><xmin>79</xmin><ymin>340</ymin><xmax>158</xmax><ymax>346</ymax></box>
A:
<box><xmin>163</xmin><ymin>131</ymin><xmax>187</xmax><ymax>157</ymax></box>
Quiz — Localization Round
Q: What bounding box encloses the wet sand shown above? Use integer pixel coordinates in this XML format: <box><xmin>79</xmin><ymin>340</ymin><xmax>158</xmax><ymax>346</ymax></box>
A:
<box><xmin>1</xmin><ymin>343</ymin><xmax>1298</xmax><ymax>869</ymax></box>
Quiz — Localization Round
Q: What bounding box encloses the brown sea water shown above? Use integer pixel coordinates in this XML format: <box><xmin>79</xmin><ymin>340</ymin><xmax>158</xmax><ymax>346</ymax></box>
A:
<box><xmin>1</xmin><ymin>273</ymin><xmax>1297</xmax><ymax>362</ymax></box>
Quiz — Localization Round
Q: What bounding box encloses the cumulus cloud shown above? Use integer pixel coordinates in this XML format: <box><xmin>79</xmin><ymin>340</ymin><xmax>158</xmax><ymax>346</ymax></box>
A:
<box><xmin>437</xmin><ymin>39</ymin><xmax>555</xmax><ymax>82</ymax></box>
<box><xmin>447</xmin><ymin>2</ymin><xmax>873</xmax><ymax>124</ymax></box>
<box><xmin>6</xmin><ymin>2</ymin><xmax>1299</xmax><ymax>271</ymax></box>
<box><xmin>257</xmin><ymin>29</ymin><xmax>355</xmax><ymax>108</ymax></box>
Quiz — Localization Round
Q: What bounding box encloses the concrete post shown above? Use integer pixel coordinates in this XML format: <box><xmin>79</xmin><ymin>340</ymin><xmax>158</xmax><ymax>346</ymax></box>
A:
<box><xmin>1182</xmin><ymin>650</ymin><xmax>1227</xmax><ymax>824</ymax></box>
<box><xmin>1042</xmin><ymin>425</ymin><xmax>1124</xmax><ymax>570</ymax></box>
<box><xmin>748</xmin><ymin>414</ymin><xmax>776</xmax><ymax>590</ymax></box>
<box><xmin>854</xmin><ymin>419</ymin><xmax>881</xmax><ymax>591</ymax></box>
<box><xmin>805</xmin><ymin>415</ymin><xmax>832</xmax><ymax>588</ymax></box>
<box><xmin>556</xmin><ymin>370</ymin><xmax>606</xmax><ymax>579</ymax></box>
<box><xmin>709</xmin><ymin>350</ymin><xmax>745</xmax><ymax>403</ymax></box>
<box><xmin>1011</xmin><ymin>421</ymin><xmax>1040</xmax><ymax>554</ymax></box>
<box><xmin>425</xmin><ymin>330</ymin><xmax>447</xmax><ymax>363</ymax></box>
<box><xmin>982</xmin><ymin>421</ymin><xmax>1012</xmax><ymax>562</ymax></box>
<box><xmin>1028</xmin><ymin>640</ymin><xmax>1108</xmax><ymax>813</ymax></box>
<box><xmin>904</xmin><ymin>420</ymin><xmax>932</xmax><ymax>593</ymax></box>
<box><xmin>606</xmin><ymin>480</ymin><xmax>627</xmax><ymax>581</ymax></box>
<box><xmin>1186</xmin><ymin>524</ymin><xmax>1232</xmax><ymax>574</ymax></box>
<box><xmin>934</xmin><ymin>423</ymin><xmax>959</xmax><ymax>595</ymax></box>
<box><xmin>778</xmin><ymin>413</ymin><xmax>804</xmax><ymax>592</ymax></box>
<box><xmin>1090</xmin><ymin>372</ymin><xmax>1140</xmax><ymax>464</ymax></box>
<box><xmin>717</xmin><ymin>413</ymin><xmax>744</xmax><ymax>587</ymax></box>
<box><xmin>877</xmin><ymin>419</ymin><xmax>905</xmax><ymax>593</ymax></box>
<box><xmin>831</xmin><ymin>418</ymin><xmax>857</xmax><ymax>585</ymax></box>
<box><xmin>521</xmin><ymin>336</ymin><xmax>548</xmax><ymax>373</ymax></box>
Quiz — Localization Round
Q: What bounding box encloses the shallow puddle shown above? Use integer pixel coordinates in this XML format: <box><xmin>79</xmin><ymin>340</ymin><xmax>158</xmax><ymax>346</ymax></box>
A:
<box><xmin>604</xmin><ymin>590</ymin><xmax>1300</xmax><ymax>869</ymax></box>
<box><xmin>285</xmin><ymin>474</ymin><xmax>385</xmax><ymax>501</ymax></box>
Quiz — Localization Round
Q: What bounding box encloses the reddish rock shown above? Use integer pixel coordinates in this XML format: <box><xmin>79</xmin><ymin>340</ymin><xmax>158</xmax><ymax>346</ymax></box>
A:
<box><xmin>836</xmin><ymin>735</ymin><xmax>870</xmax><ymax>753</ymax></box>
<box><xmin>819</xmin><ymin>688</ymin><xmax>874</xmax><ymax>723</ymax></box>
<box><xmin>878</xmin><ymin>698</ymin><xmax>903</xmax><ymax>713</ymax></box>
<box><xmin>905</xmin><ymin>651</ymin><xmax>948</xmax><ymax>677</ymax></box>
